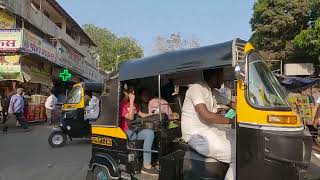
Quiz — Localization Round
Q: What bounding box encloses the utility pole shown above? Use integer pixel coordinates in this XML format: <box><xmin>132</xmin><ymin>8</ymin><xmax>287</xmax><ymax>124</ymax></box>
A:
<box><xmin>115</xmin><ymin>51</ymin><xmax>139</xmax><ymax>70</ymax></box>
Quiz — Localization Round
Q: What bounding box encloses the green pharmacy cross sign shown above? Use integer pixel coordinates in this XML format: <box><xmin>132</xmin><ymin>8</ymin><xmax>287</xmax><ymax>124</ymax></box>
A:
<box><xmin>59</xmin><ymin>69</ymin><xmax>72</xmax><ymax>82</ymax></box>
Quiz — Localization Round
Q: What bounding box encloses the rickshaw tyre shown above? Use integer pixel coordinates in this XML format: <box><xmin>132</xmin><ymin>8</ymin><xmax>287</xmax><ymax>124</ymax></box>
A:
<box><xmin>48</xmin><ymin>131</ymin><xmax>67</xmax><ymax>148</ymax></box>
<box><xmin>92</xmin><ymin>166</ymin><xmax>112</xmax><ymax>180</ymax></box>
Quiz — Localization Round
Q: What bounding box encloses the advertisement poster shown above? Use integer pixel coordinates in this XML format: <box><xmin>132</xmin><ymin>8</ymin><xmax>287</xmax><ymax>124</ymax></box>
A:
<box><xmin>0</xmin><ymin>55</ymin><xmax>23</xmax><ymax>81</ymax></box>
<box><xmin>0</xmin><ymin>9</ymin><xmax>15</xmax><ymax>28</ymax></box>
<box><xmin>288</xmin><ymin>94</ymin><xmax>312</xmax><ymax>120</ymax></box>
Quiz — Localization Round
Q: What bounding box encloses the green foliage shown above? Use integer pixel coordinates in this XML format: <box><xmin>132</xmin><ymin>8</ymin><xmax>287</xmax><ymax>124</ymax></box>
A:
<box><xmin>250</xmin><ymin>0</ymin><xmax>312</xmax><ymax>61</ymax></box>
<box><xmin>83</xmin><ymin>24</ymin><xmax>143</xmax><ymax>71</ymax></box>
<box><xmin>154</xmin><ymin>33</ymin><xmax>200</xmax><ymax>53</ymax></box>
<box><xmin>295</xmin><ymin>18</ymin><xmax>320</xmax><ymax>59</ymax></box>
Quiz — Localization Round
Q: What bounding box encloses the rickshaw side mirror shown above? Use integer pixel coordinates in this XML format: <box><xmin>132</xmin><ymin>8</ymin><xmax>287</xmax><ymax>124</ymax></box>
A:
<box><xmin>235</xmin><ymin>64</ymin><xmax>245</xmax><ymax>82</ymax></box>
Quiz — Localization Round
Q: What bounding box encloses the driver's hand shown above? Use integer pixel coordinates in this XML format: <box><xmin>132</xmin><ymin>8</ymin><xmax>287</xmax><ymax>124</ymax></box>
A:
<box><xmin>228</xmin><ymin>118</ymin><xmax>236</xmax><ymax>129</ymax></box>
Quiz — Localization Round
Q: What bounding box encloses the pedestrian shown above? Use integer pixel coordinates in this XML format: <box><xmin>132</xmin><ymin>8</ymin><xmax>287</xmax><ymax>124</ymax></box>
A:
<box><xmin>1</xmin><ymin>90</ymin><xmax>10</xmax><ymax>124</ymax></box>
<box><xmin>8</xmin><ymin>88</ymin><xmax>30</xmax><ymax>132</ymax></box>
<box><xmin>45</xmin><ymin>89</ymin><xmax>58</xmax><ymax>125</ymax></box>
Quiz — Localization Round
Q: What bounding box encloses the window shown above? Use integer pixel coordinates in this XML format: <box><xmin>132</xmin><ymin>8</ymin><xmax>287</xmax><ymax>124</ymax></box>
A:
<box><xmin>247</xmin><ymin>53</ymin><xmax>290</xmax><ymax>108</ymax></box>
<box><xmin>66</xmin><ymin>86</ymin><xmax>82</xmax><ymax>104</ymax></box>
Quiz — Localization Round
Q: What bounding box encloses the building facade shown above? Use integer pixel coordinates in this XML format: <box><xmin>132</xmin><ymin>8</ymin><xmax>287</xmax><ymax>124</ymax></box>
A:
<box><xmin>0</xmin><ymin>0</ymin><xmax>102</xmax><ymax>95</ymax></box>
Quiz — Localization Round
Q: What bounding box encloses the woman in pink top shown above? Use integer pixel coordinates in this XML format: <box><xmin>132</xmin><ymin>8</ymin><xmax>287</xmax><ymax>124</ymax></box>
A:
<box><xmin>119</xmin><ymin>86</ymin><xmax>157</xmax><ymax>175</ymax></box>
<box><xmin>148</xmin><ymin>98</ymin><xmax>173</xmax><ymax>119</ymax></box>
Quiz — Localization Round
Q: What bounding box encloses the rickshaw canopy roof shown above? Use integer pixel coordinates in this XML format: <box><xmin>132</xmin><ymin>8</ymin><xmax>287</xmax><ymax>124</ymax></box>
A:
<box><xmin>83</xmin><ymin>81</ymin><xmax>104</xmax><ymax>93</ymax></box>
<box><xmin>119</xmin><ymin>39</ymin><xmax>241</xmax><ymax>81</ymax></box>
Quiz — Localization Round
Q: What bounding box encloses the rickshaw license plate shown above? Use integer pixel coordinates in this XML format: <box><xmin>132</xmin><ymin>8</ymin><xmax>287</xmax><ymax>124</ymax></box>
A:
<box><xmin>91</xmin><ymin>136</ymin><xmax>112</xmax><ymax>146</ymax></box>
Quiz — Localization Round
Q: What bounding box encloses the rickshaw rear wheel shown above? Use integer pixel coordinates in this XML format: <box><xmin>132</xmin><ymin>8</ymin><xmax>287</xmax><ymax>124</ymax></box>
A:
<box><xmin>48</xmin><ymin>131</ymin><xmax>67</xmax><ymax>148</ymax></box>
<box><xmin>92</xmin><ymin>166</ymin><xmax>112</xmax><ymax>180</ymax></box>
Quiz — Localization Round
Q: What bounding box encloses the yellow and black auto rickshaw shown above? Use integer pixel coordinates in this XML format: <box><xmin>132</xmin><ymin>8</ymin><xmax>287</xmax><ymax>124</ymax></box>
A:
<box><xmin>48</xmin><ymin>81</ymin><xmax>104</xmax><ymax>147</ymax></box>
<box><xmin>86</xmin><ymin>39</ymin><xmax>312</xmax><ymax>180</ymax></box>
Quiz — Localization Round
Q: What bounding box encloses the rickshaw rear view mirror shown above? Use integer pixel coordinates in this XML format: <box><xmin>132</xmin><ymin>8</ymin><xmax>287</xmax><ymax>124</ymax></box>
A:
<box><xmin>235</xmin><ymin>63</ymin><xmax>245</xmax><ymax>82</ymax></box>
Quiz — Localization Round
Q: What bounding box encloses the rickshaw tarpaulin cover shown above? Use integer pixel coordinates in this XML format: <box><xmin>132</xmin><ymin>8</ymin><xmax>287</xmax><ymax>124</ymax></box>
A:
<box><xmin>119</xmin><ymin>39</ymin><xmax>237</xmax><ymax>80</ymax></box>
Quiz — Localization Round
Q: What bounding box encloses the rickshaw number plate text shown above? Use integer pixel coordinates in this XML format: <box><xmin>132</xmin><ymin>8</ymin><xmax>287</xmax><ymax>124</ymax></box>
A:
<box><xmin>91</xmin><ymin>136</ymin><xmax>112</xmax><ymax>146</ymax></box>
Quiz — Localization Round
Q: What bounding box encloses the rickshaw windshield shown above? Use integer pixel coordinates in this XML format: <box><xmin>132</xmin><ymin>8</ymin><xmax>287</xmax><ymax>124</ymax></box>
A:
<box><xmin>247</xmin><ymin>53</ymin><xmax>290</xmax><ymax>108</ymax></box>
<box><xmin>66</xmin><ymin>86</ymin><xmax>82</xmax><ymax>104</ymax></box>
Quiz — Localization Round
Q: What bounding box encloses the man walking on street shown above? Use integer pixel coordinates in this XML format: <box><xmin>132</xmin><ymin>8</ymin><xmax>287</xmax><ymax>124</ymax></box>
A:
<box><xmin>45</xmin><ymin>89</ymin><xmax>58</xmax><ymax>125</ymax></box>
<box><xmin>8</xmin><ymin>88</ymin><xmax>30</xmax><ymax>132</ymax></box>
<box><xmin>1</xmin><ymin>90</ymin><xmax>10</xmax><ymax>124</ymax></box>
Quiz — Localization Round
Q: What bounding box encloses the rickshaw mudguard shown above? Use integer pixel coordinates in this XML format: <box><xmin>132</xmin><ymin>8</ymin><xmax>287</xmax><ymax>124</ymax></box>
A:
<box><xmin>88</xmin><ymin>153</ymin><xmax>120</xmax><ymax>178</ymax></box>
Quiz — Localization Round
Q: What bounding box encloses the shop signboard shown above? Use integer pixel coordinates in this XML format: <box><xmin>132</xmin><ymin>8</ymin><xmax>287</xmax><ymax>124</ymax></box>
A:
<box><xmin>0</xmin><ymin>55</ymin><xmax>23</xmax><ymax>81</ymax></box>
<box><xmin>57</xmin><ymin>41</ymin><xmax>84</xmax><ymax>75</ymax></box>
<box><xmin>0</xmin><ymin>29</ymin><xmax>22</xmax><ymax>52</ymax></box>
<box><xmin>284</xmin><ymin>63</ymin><xmax>314</xmax><ymax>76</ymax></box>
<box><xmin>0</xmin><ymin>9</ymin><xmax>15</xmax><ymax>28</ymax></box>
<box><xmin>22</xmin><ymin>29</ymin><xmax>56</xmax><ymax>63</ymax></box>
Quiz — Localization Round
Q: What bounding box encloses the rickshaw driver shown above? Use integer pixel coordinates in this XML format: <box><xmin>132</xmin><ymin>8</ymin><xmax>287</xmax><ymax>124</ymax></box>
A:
<box><xmin>181</xmin><ymin>68</ymin><xmax>236</xmax><ymax>180</ymax></box>
<box><xmin>84</xmin><ymin>92</ymin><xmax>100</xmax><ymax>121</ymax></box>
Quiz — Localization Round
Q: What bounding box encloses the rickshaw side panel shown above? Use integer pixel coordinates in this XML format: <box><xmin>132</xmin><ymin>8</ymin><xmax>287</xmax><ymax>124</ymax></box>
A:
<box><xmin>61</xmin><ymin>108</ymin><xmax>90</xmax><ymax>138</ymax></box>
<box><xmin>237</xmin><ymin>126</ymin><xmax>312</xmax><ymax>180</ymax></box>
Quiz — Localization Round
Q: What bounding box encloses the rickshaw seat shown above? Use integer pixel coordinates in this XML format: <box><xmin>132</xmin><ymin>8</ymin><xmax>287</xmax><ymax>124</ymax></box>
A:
<box><xmin>181</xmin><ymin>140</ymin><xmax>229</xmax><ymax>180</ymax></box>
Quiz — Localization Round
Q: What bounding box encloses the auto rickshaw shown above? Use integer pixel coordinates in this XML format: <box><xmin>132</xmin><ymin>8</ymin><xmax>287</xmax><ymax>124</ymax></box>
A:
<box><xmin>48</xmin><ymin>81</ymin><xmax>104</xmax><ymax>147</ymax></box>
<box><xmin>86</xmin><ymin>38</ymin><xmax>313</xmax><ymax>180</ymax></box>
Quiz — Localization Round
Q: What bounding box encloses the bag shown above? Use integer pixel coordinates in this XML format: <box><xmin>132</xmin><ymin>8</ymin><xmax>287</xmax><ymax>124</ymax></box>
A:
<box><xmin>8</xmin><ymin>101</ymin><xmax>14</xmax><ymax>114</ymax></box>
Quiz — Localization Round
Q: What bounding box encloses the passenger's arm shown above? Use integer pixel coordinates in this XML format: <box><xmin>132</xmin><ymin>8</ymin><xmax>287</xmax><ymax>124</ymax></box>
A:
<box><xmin>195</xmin><ymin>103</ymin><xmax>231</xmax><ymax>124</ymax></box>
<box><xmin>124</xmin><ymin>93</ymin><xmax>136</xmax><ymax>121</ymax></box>
<box><xmin>138</xmin><ymin>111</ymin><xmax>149</xmax><ymax>118</ymax></box>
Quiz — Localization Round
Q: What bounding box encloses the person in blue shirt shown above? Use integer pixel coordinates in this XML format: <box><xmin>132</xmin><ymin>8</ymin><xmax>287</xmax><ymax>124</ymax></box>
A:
<box><xmin>8</xmin><ymin>88</ymin><xmax>30</xmax><ymax>132</ymax></box>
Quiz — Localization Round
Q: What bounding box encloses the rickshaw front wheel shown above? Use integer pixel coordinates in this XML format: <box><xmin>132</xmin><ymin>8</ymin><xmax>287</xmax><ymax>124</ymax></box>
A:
<box><xmin>92</xmin><ymin>166</ymin><xmax>111</xmax><ymax>180</ymax></box>
<box><xmin>48</xmin><ymin>131</ymin><xmax>67</xmax><ymax>148</ymax></box>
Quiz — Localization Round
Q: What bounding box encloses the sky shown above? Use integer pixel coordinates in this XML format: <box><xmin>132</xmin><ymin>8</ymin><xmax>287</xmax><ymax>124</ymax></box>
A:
<box><xmin>57</xmin><ymin>0</ymin><xmax>255</xmax><ymax>56</ymax></box>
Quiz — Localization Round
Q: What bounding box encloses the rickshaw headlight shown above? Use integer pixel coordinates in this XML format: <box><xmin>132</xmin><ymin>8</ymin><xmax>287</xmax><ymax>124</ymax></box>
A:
<box><xmin>267</xmin><ymin>115</ymin><xmax>297</xmax><ymax>124</ymax></box>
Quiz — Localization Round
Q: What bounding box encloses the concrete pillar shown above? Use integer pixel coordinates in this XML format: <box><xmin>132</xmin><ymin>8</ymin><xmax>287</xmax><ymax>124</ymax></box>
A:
<box><xmin>61</xmin><ymin>20</ymin><xmax>66</xmax><ymax>33</ymax></box>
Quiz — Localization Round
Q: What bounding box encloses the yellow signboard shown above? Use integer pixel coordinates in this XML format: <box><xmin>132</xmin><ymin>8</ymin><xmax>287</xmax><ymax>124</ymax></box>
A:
<box><xmin>0</xmin><ymin>9</ymin><xmax>15</xmax><ymax>28</ymax></box>
<box><xmin>288</xmin><ymin>94</ymin><xmax>312</xmax><ymax>120</ymax></box>
<box><xmin>91</xmin><ymin>136</ymin><xmax>113</xmax><ymax>146</ymax></box>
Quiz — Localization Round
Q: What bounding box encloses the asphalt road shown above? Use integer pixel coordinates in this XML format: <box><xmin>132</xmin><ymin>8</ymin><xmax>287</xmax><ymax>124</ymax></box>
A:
<box><xmin>0</xmin><ymin>122</ymin><xmax>91</xmax><ymax>180</ymax></box>
<box><xmin>0</xmin><ymin>121</ymin><xmax>320</xmax><ymax>180</ymax></box>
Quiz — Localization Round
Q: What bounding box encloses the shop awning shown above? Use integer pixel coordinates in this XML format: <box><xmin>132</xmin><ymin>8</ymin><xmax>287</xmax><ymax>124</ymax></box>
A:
<box><xmin>21</xmin><ymin>64</ymin><xmax>53</xmax><ymax>87</ymax></box>
<box><xmin>275</xmin><ymin>73</ymin><xmax>320</xmax><ymax>92</ymax></box>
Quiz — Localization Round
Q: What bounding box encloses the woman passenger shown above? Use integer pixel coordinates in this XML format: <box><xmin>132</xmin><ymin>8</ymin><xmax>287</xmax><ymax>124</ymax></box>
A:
<box><xmin>119</xmin><ymin>86</ymin><xmax>158</xmax><ymax>175</ymax></box>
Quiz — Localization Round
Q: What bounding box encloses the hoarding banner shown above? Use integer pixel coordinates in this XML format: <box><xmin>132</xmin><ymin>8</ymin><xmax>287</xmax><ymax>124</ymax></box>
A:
<box><xmin>22</xmin><ymin>29</ymin><xmax>56</xmax><ymax>63</ymax></box>
<box><xmin>0</xmin><ymin>29</ymin><xmax>22</xmax><ymax>52</ymax></box>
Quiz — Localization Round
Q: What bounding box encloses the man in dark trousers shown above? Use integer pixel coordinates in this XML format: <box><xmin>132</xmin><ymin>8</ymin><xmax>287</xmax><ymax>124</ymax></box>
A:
<box><xmin>7</xmin><ymin>88</ymin><xmax>31</xmax><ymax>132</ymax></box>
<box><xmin>1</xmin><ymin>90</ymin><xmax>10</xmax><ymax>125</ymax></box>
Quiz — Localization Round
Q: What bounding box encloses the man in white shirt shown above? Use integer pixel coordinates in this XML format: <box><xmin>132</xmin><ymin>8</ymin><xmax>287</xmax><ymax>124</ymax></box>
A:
<box><xmin>45</xmin><ymin>89</ymin><xmax>58</xmax><ymax>125</ymax></box>
<box><xmin>84</xmin><ymin>92</ymin><xmax>100</xmax><ymax>121</ymax></box>
<box><xmin>181</xmin><ymin>68</ymin><xmax>235</xmax><ymax>180</ymax></box>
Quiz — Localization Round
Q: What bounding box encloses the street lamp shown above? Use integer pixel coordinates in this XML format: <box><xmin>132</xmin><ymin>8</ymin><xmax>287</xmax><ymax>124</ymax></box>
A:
<box><xmin>115</xmin><ymin>50</ymin><xmax>140</xmax><ymax>70</ymax></box>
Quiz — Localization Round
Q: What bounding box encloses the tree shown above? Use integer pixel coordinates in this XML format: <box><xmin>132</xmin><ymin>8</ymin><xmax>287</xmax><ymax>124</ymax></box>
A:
<box><xmin>153</xmin><ymin>33</ymin><xmax>200</xmax><ymax>53</ymax></box>
<box><xmin>250</xmin><ymin>0</ymin><xmax>312</xmax><ymax>61</ymax></box>
<box><xmin>83</xmin><ymin>24</ymin><xmax>144</xmax><ymax>71</ymax></box>
<box><xmin>294</xmin><ymin>0</ymin><xmax>320</xmax><ymax>61</ymax></box>
<box><xmin>295</xmin><ymin>18</ymin><xmax>320</xmax><ymax>60</ymax></box>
